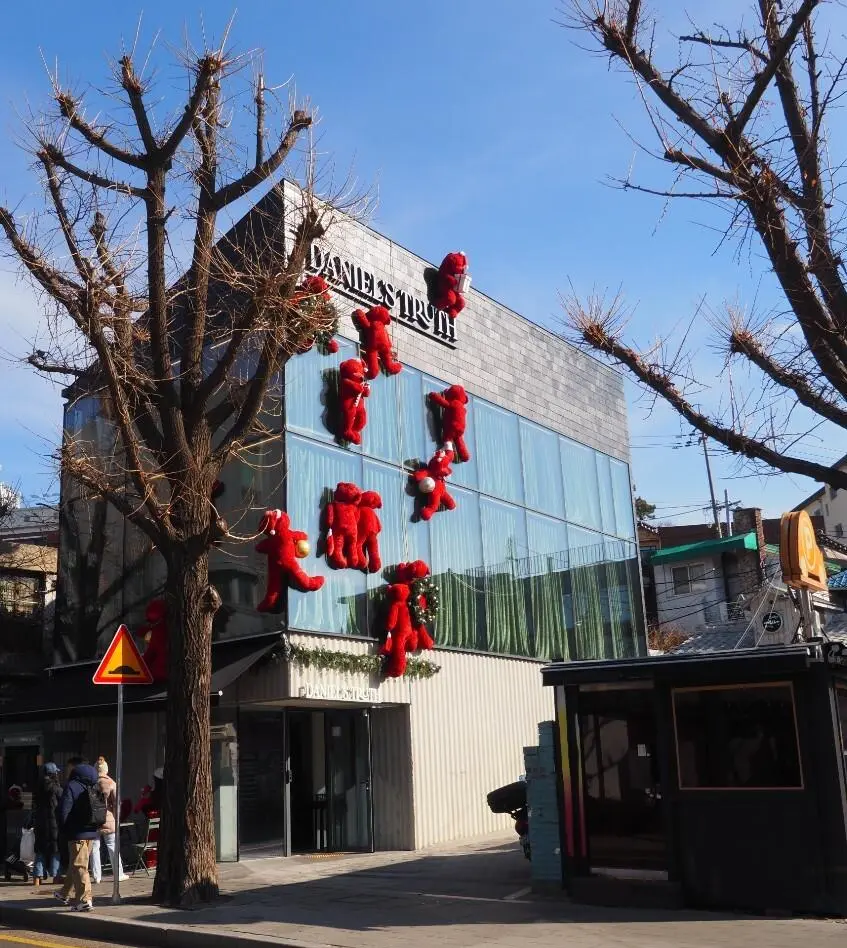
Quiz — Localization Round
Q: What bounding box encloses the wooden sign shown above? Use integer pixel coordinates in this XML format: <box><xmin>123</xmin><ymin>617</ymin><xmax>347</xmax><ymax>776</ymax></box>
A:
<box><xmin>92</xmin><ymin>625</ymin><xmax>153</xmax><ymax>685</ymax></box>
<box><xmin>780</xmin><ymin>511</ymin><xmax>828</xmax><ymax>592</ymax></box>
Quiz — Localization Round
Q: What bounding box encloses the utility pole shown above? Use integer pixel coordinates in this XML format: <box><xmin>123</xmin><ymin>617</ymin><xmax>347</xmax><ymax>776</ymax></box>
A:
<box><xmin>702</xmin><ymin>434</ymin><xmax>723</xmax><ymax>537</ymax></box>
<box><xmin>724</xmin><ymin>488</ymin><xmax>732</xmax><ymax>536</ymax></box>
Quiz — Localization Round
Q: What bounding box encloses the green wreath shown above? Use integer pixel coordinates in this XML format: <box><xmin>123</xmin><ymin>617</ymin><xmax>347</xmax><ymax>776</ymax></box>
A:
<box><xmin>410</xmin><ymin>575</ymin><xmax>440</xmax><ymax>627</ymax></box>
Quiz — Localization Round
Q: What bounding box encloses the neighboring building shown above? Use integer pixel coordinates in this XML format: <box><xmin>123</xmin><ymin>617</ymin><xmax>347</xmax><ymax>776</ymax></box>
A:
<box><xmin>1</xmin><ymin>186</ymin><xmax>645</xmax><ymax>860</ymax></box>
<box><xmin>0</xmin><ymin>505</ymin><xmax>58</xmax><ymax>806</ymax></box>
<box><xmin>794</xmin><ymin>456</ymin><xmax>847</xmax><ymax>536</ymax></box>
<box><xmin>637</xmin><ymin>521</ymin><xmax>660</xmax><ymax>624</ymax></box>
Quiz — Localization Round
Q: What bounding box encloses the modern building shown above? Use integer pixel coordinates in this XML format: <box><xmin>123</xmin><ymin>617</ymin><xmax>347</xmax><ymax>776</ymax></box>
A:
<box><xmin>1</xmin><ymin>185</ymin><xmax>645</xmax><ymax>860</ymax></box>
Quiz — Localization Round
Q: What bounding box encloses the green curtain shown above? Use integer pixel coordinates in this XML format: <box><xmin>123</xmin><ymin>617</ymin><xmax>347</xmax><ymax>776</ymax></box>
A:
<box><xmin>480</xmin><ymin>499</ymin><xmax>530</xmax><ymax>656</ymax></box>
<box><xmin>526</xmin><ymin>513</ymin><xmax>569</xmax><ymax>660</ymax></box>
<box><xmin>431</xmin><ymin>485</ymin><xmax>483</xmax><ymax>649</ymax></box>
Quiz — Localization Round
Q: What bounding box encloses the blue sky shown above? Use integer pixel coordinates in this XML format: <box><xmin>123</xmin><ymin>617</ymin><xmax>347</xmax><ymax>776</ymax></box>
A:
<box><xmin>0</xmin><ymin>1</ymin><xmax>839</xmax><ymax>519</ymax></box>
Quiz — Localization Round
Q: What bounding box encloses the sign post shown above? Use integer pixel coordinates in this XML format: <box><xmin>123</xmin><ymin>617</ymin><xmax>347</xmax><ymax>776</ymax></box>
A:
<box><xmin>92</xmin><ymin>624</ymin><xmax>153</xmax><ymax>905</ymax></box>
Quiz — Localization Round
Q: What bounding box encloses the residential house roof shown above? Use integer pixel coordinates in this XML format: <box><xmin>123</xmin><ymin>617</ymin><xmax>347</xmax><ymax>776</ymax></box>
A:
<box><xmin>650</xmin><ymin>531</ymin><xmax>758</xmax><ymax>567</ymax></box>
<box><xmin>792</xmin><ymin>456</ymin><xmax>847</xmax><ymax>512</ymax></box>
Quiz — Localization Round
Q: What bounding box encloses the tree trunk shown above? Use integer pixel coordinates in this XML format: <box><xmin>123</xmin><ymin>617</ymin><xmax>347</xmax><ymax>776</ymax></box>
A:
<box><xmin>152</xmin><ymin>544</ymin><xmax>219</xmax><ymax>906</ymax></box>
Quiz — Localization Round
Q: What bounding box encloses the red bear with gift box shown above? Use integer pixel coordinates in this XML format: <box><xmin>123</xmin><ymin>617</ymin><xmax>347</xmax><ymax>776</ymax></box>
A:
<box><xmin>428</xmin><ymin>384</ymin><xmax>471</xmax><ymax>462</ymax></box>
<box><xmin>338</xmin><ymin>358</ymin><xmax>370</xmax><ymax>444</ymax></box>
<box><xmin>141</xmin><ymin>599</ymin><xmax>168</xmax><ymax>683</ymax></box>
<box><xmin>433</xmin><ymin>251</ymin><xmax>468</xmax><ymax>319</ymax></box>
<box><xmin>325</xmin><ymin>482</ymin><xmax>363</xmax><ymax>570</ymax></box>
<box><xmin>353</xmin><ymin>306</ymin><xmax>402</xmax><ymax>380</ymax></box>
<box><xmin>380</xmin><ymin>561</ymin><xmax>435</xmax><ymax>678</ymax></box>
<box><xmin>413</xmin><ymin>448</ymin><xmax>456</xmax><ymax>521</ymax></box>
<box><xmin>256</xmin><ymin>509</ymin><xmax>324</xmax><ymax>613</ymax></box>
<box><xmin>357</xmin><ymin>490</ymin><xmax>383</xmax><ymax>573</ymax></box>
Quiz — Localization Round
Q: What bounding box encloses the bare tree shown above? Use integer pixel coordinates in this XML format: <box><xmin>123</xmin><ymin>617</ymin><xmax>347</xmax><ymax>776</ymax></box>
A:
<box><xmin>0</xmin><ymin>29</ymin><xmax>355</xmax><ymax>905</ymax></box>
<box><xmin>563</xmin><ymin>0</ymin><xmax>847</xmax><ymax>490</ymax></box>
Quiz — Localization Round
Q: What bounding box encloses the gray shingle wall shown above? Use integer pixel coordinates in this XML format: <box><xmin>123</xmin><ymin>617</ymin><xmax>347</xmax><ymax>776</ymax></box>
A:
<box><xmin>284</xmin><ymin>183</ymin><xmax>630</xmax><ymax>461</ymax></box>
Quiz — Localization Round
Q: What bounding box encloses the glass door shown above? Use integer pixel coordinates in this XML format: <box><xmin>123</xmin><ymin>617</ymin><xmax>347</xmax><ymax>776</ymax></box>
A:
<box><xmin>326</xmin><ymin>709</ymin><xmax>373</xmax><ymax>852</ymax></box>
<box><xmin>236</xmin><ymin>709</ymin><xmax>287</xmax><ymax>858</ymax></box>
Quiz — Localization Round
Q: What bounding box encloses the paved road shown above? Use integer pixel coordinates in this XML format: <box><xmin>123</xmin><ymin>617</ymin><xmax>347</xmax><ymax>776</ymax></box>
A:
<box><xmin>0</xmin><ymin>927</ymin><xmax>123</xmax><ymax>948</ymax></box>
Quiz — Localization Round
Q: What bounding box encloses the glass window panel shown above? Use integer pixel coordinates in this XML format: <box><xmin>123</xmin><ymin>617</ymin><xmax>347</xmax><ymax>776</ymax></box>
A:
<box><xmin>673</xmin><ymin>685</ymin><xmax>803</xmax><ymax>789</ymax></box>
<box><xmin>610</xmin><ymin>458</ymin><xmax>635</xmax><ymax>539</ymax></box>
<box><xmin>480</xmin><ymin>498</ymin><xmax>530</xmax><ymax>656</ymax></box>
<box><xmin>596</xmin><ymin>452</ymin><xmax>616</xmax><ymax>535</ymax></box>
<box><xmin>520</xmin><ymin>420</ymin><xmax>565</xmax><ymax>518</ymax></box>
<box><xmin>286</xmin><ymin>434</ymin><xmax>366</xmax><ymax>635</ymax></box>
<box><xmin>398</xmin><ymin>368</ymin><xmax>427</xmax><ymax>469</ymax></box>
<box><xmin>430</xmin><ymin>485</ymin><xmax>484</xmax><ymax>650</ymax></box>
<box><xmin>422</xmin><ymin>376</ymin><xmax>478</xmax><ymax>490</ymax></box>
<box><xmin>565</xmin><ymin>525</ymin><xmax>607</xmax><ymax>660</ymax></box>
<box><xmin>361</xmin><ymin>370</ymin><xmax>401</xmax><ymax>465</ymax></box>
<box><xmin>526</xmin><ymin>513</ymin><xmax>569</xmax><ymax>660</ymax></box>
<box><xmin>285</xmin><ymin>336</ymin><xmax>358</xmax><ymax>444</ymax></box>
<box><xmin>561</xmin><ymin>438</ymin><xmax>602</xmax><ymax>531</ymax></box>
<box><xmin>475</xmin><ymin>400</ymin><xmax>523</xmax><ymax>504</ymax></box>
<box><xmin>362</xmin><ymin>459</ymin><xmax>431</xmax><ymax>635</ymax></box>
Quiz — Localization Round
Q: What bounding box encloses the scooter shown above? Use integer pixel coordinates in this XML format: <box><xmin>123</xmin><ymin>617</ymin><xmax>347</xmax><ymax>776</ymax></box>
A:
<box><xmin>487</xmin><ymin>779</ymin><xmax>531</xmax><ymax>860</ymax></box>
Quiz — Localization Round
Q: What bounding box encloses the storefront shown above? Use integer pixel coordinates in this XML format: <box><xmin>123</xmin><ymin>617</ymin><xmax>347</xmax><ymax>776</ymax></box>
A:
<box><xmin>542</xmin><ymin>641</ymin><xmax>847</xmax><ymax>914</ymax></box>
<box><xmin>8</xmin><ymin>183</ymin><xmax>646</xmax><ymax>859</ymax></box>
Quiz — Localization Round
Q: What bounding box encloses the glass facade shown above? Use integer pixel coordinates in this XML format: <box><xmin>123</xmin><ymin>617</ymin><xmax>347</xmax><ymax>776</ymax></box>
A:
<box><xmin>55</xmin><ymin>334</ymin><xmax>643</xmax><ymax>664</ymax></box>
<box><xmin>283</xmin><ymin>338</ymin><xmax>643</xmax><ymax>661</ymax></box>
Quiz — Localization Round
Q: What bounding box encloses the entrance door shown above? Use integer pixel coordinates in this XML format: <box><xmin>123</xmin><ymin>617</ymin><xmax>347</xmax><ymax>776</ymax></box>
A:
<box><xmin>579</xmin><ymin>687</ymin><xmax>665</xmax><ymax>871</ymax></box>
<box><xmin>237</xmin><ymin>710</ymin><xmax>287</xmax><ymax>858</ymax></box>
<box><xmin>326</xmin><ymin>710</ymin><xmax>373</xmax><ymax>853</ymax></box>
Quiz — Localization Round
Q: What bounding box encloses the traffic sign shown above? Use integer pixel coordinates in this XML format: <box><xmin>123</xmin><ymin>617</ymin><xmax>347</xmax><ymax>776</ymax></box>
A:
<box><xmin>762</xmin><ymin>612</ymin><xmax>783</xmax><ymax>633</ymax></box>
<box><xmin>92</xmin><ymin>625</ymin><xmax>153</xmax><ymax>685</ymax></box>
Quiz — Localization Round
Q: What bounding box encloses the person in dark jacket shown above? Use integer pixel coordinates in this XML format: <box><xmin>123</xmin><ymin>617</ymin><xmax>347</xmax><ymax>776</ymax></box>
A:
<box><xmin>32</xmin><ymin>763</ymin><xmax>62</xmax><ymax>885</ymax></box>
<box><xmin>54</xmin><ymin>762</ymin><xmax>99</xmax><ymax>911</ymax></box>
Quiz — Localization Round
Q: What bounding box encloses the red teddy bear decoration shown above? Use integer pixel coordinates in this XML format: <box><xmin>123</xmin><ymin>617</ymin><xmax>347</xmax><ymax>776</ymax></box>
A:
<box><xmin>428</xmin><ymin>384</ymin><xmax>471</xmax><ymax>462</ymax></box>
<box><xmin>256</xmin><ymin>509</ymin><xmax>324</xmax><ymax>613</ymax></box>
<box><xmin>413</xmin><ymin>448</ymin><xmax>456</xmax><ymax>521</ymax></box>
<box><xmin>338</xmin><ymin>358</ymin><xmax>370</xmax><ymax>444</ymax></box>
<box><xmin>325</xmin><ymin>482</ymin><xmax>363</xmax><ymax>569</ymax></box>
<box><xmin>357</xmin><ymin>491</ymin><xmax>383</xmax><ymax>573</ymax></box>
<box><xmin>433</xmin><ymin>252</ymin><xmax>469</xmax><ymax>320</ymax></box>
<box><xmin>141</xmin><ymin>598</ymin><xmax>168</xmax><ymax>683</ymax></box>
<box><xmin>380</xmin><ymin>561</ymin><xmax>436</xmax><ymax>678</ymax></box>
<box><xmin>353</xmin><ymin>306</ymin><xmax>402</xmax><ymax>380</ymax></box>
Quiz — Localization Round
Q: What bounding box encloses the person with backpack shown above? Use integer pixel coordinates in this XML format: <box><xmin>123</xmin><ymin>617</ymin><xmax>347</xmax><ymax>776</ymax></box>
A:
<box><xmin>88</xmin><ymin>758</ymin><xmax>128</xmax><ymax>885</ymax></box>
<box><xmin>54</xmin><ymin>759</ymin><xmax>106</xmax><ymax>912</ymax></box>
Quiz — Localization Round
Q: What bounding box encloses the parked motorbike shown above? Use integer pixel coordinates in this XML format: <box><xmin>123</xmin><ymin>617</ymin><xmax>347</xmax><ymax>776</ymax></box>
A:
<box><xmin>487</xmin><ymin>779</ymin><xmax>531</xmax><ymax>860</ymax></box>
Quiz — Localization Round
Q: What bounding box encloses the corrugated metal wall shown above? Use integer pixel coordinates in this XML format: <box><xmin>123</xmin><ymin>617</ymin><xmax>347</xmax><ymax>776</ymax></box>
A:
<box><xmin>408</xmin><ymin>649</ymin><xmax>553</xmax><ymax>848</ymax></box>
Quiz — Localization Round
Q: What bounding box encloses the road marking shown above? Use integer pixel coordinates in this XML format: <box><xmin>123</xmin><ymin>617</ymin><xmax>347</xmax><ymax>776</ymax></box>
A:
<box><xmin>504</xmin><ymin>886</ymin><xmax>532</xmax><ymax>901</ymax></box>
<box><xmin>0</xmin><ymin>935</ymin><xmax>83</xmax><ymax>948</ymax></box>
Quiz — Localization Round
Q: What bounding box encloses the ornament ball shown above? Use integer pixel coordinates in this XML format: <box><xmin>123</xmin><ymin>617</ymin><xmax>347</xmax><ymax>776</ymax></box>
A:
<box><xmin>419</xmin><ymin>476</ymin><xmax>436</xmax><ymax>494</ymax></box>
<box><xmin>295</xmin><ymin>539</ymin><xmax>310</xmax><ymax>558</ymax></box>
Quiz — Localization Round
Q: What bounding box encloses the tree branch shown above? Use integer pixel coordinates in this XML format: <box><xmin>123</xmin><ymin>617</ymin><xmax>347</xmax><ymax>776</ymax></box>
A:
<box><xmin>40</xmin><ymin>143</ymin><xmax>146</xmax><ymax>198</ymax></box>
<box><xmin>727</xmin><ymin>0</ymin><xmax>819</xmax><ymax>139</ymax></box>
<box><xmin>56</xmin><ymin>91</ymin><xmax>145</xmax><ymax>168</ymax></box>
<box><xmin>213</xmin><ymin>110</ymin><xmax>311</xmax><ymax>209</ymax></box>
<box><xmin>679</xmin><ymin>32</ymin><xmax>769</xmax><ymax>64</ymax></box>
<box><xmin>569</xmin><ymin>309</ymin><xmax>847</xmax><ymax>490</ymax></box>
<box><xmin>158</xmin><ymin>54</ymin><xmax>222</xmax><ymax>162</ymax></box>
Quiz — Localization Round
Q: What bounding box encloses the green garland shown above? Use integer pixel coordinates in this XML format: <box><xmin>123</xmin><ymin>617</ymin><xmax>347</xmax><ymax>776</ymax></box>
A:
<box><xmin>410</xmin><ymin>575</ymin><xmax>440</xmax><ymax>627</ymax></box>
<box><xmin>283</xmin><ymin>642</ymin><xmax>440</xmax><ymax>680</ymax></box>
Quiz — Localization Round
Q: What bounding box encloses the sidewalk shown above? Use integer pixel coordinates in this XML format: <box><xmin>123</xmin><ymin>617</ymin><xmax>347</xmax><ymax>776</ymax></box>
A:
<box><xmin>0</xmin><ymin>835</ymin><xmax>845</xmax><ymax>948</ymax></box>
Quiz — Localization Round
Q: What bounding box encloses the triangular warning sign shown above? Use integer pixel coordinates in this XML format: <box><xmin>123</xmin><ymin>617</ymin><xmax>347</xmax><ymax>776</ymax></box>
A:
<box><xmin>93</xmin><ymin>624</ymin><xmax>153</xmax><ymax>685</ymax></box>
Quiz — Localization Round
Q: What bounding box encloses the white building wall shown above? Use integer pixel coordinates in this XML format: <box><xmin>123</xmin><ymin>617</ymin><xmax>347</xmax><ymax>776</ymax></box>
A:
<box><xmin>654</xmin><ymin>554</ymin><xmax>726</xmax><ymax>635</ymax></box>
<box><xmin>804</xmin><ymin>484</ymin><xmax>847</xmax><ymax>538</ymax></box>
<box><xmin>407</xmin><ymin>648</ymin><xmax>552</xmax><ymax>848</ymax></box>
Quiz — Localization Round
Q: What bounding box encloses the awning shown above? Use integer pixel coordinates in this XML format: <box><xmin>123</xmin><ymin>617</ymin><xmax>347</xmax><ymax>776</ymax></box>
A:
<box><xmin>650</xmin><ymin>530</ymin><xmax>758</xmax><ymax>566</ymax></box>
<box><xmin>0</xmin><ymin>633</ymin><xmax>281</xmax><ymax>722</ymax></box>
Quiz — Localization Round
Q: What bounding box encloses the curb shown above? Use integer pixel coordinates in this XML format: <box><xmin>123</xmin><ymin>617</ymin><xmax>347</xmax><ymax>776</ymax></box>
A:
<box><xmin>0</xmin><ymin>902</ymin><xmax>331</xmax><ymax>948</ymax></box>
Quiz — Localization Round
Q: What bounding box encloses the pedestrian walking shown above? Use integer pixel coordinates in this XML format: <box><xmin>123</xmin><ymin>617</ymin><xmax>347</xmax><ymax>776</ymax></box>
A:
<box><xmin>54</xmin><ymin>759</ymin><xmax>105</xmax><ymax>912</ymax></box>
<box><xmin>88</xmin><ymin>758</ymin><xmax>128</xmax><ymax>884</ymax></box>
<box><xmin>31</xmin><ymin>763</ymin><xmax>62</xmax><ymax>886</ymax></box>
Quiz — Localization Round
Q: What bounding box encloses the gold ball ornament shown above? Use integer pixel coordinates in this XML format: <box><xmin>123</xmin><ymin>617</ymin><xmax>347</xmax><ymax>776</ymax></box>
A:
<box><xmin>295</xmin><ymin>539</ymin><xmax>310</xmax><ymax>558</ymax></box>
